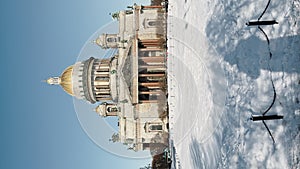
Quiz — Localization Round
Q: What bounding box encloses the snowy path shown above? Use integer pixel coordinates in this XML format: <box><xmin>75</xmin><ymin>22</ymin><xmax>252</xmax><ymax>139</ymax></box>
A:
<box><xmin>167</xmin><ymin>0</ymin><xmax>300</xmax><ymax>168</ymax></box>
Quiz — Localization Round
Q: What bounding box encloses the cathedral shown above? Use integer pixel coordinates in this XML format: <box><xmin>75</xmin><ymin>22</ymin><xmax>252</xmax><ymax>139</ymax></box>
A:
<box><xmin>47</xmin><ymin>3</ymin><xmax>169</xmax><ymax>152</ymax></box>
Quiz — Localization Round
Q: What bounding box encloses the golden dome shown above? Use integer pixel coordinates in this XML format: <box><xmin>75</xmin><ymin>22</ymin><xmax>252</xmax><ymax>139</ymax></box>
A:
<box><xmin>60</xmin><ymin>66</ymin><xmax>74</xmax><ymax>96</ymax></box>
<box><xmin>94</xmin><ymin>36</ymin><xmax>105</xmax><ymax>47</ymax></box>
<box><xmin>95</xmin><ymin>37</ymin><xmax>101</xmax><ymax>46</ymax></box>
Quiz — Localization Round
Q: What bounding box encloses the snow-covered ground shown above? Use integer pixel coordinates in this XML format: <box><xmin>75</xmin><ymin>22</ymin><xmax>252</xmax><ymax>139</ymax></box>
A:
<box><xmin>167</xmin><ymin>0</ymin><xmax>300</xmax><ymax>168</ymax></box>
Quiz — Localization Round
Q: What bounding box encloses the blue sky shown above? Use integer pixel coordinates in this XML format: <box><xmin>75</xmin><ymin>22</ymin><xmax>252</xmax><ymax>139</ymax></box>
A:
<box><xmin>0</xmin><ymin>0</ymin><xmax>151</xmax><ymax>168</ymax></box>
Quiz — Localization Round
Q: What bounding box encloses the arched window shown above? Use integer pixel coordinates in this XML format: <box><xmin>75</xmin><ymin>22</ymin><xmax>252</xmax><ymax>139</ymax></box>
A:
<box><xmin>107</xmin><ymin>106</ymin><xmax>118</xmax><ymax>112</ymax></box>
<box><xmin>148</xmin><ymin>21</ymin><xmax>157</xmax><ymax>26</ymax></box>
<box><xmin>107</xmin><ymin>37</ymin><xmax>116</xmax><ymax>42</ymax></box>
<box><xmin>145</xmin><ymin>19</ymin><xmax>162</xmax><ymax>28</ymax></box>
<box><xmin>149</xmin><ymin>124</ymin><xmax>162</xmax><ymax>131</ymax></box>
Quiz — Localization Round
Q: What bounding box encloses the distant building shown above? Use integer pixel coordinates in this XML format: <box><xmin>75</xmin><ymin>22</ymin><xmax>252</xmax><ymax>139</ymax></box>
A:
<box><xmin>47</xmin><ymin>3</ymin><xmax>168</xmax><ymax>152</ymax></box>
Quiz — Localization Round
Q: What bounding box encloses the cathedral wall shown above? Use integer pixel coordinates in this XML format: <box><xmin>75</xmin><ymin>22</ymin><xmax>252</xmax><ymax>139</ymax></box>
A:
<box><xmin>119</xmin><ymin>11</ymin><xmax>134</xmax><ymax>41</ymax></box>
<box><xmin>119</xmin><ymin>8</ymin><xmax>166</xmax><ymax>42</ymax></box>
<box><xmin>138</xmin><ymin>9</ymin><xmax>166</xmax><ymax>40</ymax></box>
<box><xmin>138</xmin><ymin>118</ymin><xmax>168</xmax><ymax>144</ymax></box>
<box><xmin>118</xmin><ymin>117</ymin><xmax>136</xmax><ymax>142</ymax></box>
<box><xmin>137</xmin><ymin>103</ymin><xmax>161</xmax><ymax>118</ymax></box>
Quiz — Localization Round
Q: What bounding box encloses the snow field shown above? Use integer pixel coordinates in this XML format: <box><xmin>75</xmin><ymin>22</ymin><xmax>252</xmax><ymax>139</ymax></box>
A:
<box><xmin>168</xmin><ymin>0</ymin><xmax>300</xmax><ymax>168</ymax></box>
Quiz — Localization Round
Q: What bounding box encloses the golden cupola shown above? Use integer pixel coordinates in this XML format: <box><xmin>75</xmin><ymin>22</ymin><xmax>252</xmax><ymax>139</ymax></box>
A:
<box><xmin>47</xmin><ymin>65</ymin><xmax>74</xmax><ymax>96</ymax></box>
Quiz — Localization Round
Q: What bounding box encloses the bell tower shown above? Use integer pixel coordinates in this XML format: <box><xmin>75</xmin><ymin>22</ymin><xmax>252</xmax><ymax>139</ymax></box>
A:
<box><xmin>95</xmin><ymin>102</ymin><xmax>119</xmax><ymax>117</ymax></box>
<box><xmin>94</xmin><ymin>33</ymin><xmax>120</xmax><ymax>49</ymax></box>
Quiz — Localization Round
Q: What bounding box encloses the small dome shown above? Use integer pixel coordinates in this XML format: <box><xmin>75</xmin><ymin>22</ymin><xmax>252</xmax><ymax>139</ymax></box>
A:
<box><xmin>60</xmin><ymin>66</ymin><xmax>74</xmax><ymax>96</ymax></box>
<box><xmin>95</xmin><ymin>103</ymin><xmax>107</xmax><ymax>117</ymax></box>
<box><xmin>95</xmin><ymin>37</ymin><xmax>104</xmax><ymax>46</ymax></box>
<box><xmin>94</xmin><ymin>34</ymin><xmax>107</xmax><ymax>49</ymax></box>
